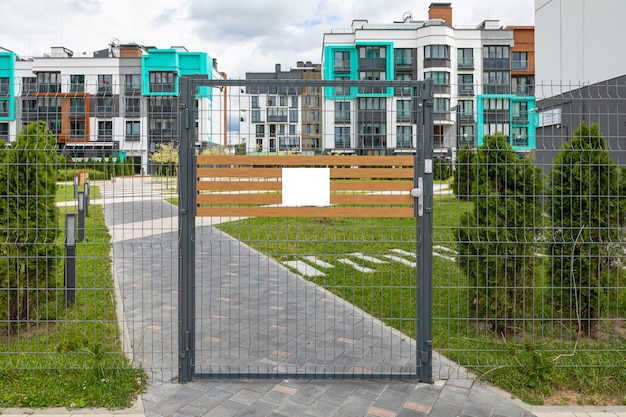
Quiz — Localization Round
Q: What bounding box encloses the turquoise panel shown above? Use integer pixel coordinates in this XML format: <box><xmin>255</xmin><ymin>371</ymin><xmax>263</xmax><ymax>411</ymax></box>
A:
<box><xmin>0</xmin><ymin>51</ymin><xmax>15</xmax><ymax>121</ymax></box>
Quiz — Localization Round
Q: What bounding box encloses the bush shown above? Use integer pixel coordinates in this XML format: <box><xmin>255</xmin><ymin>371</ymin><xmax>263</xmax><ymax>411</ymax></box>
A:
<box><xmin>458</xmin><ymin>134</ymin><xmax>544</xmax><ymax>335</ymax></box>
<box><xmin>0</xmin><ymin>121</ymin><xmax>61</xmax><ymax>326</ymax></box>
<box><xmin>433</xmin><ymin>157</ymin><xmax>452</xmax><ymax>181</ymax></box>
<box><xmin>548</xmin><ymin>122</ymin><xmax>622</xmax><ymax>332</ymax></box>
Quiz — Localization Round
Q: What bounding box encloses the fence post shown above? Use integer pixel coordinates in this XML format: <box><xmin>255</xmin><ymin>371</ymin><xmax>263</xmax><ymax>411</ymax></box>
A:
<box><xmin>77</xmin><ymin>191</ymin><xmax>85</xmax><ymax>242</ymax></box>
<box><xmin>415</xmin><ymin>80</ymin><xmax>434</xmax><ymax>383</ymax></box>
<box><xmin>65</xmin><ymin>212</ymin><xmax>76</xmax><ymax>305</ymax></box>
<box><xmin>84</xmin><ymin>178</ymin><xmax>90</xmax><ymax>217</ymax></box>
<box><xmin>178</xmin><ymin>75</ymin><xmax>206</xmax><ymax>383</ymax></box>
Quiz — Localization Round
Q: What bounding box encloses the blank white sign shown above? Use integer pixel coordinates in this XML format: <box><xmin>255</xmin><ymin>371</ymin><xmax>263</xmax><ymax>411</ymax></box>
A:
<box><xmin>282</xmin><ymin>168</ymin><xmax>330</xmax><ymax>206</ymax></box>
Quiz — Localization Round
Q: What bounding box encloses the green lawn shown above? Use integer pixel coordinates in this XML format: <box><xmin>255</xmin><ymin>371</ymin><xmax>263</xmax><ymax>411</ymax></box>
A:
<box><xmin>0</xmin><ymin>185</ymin><xmax>146</xmax><ymax>410</ymax></box>
<box><xmin>215</xmin><ymin>194</ymin><xmax>626</xmax><ymax>406</ymax></box>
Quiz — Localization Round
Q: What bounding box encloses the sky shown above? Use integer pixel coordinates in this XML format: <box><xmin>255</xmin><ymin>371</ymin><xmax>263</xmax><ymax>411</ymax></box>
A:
<box><xmin>0</xmin><ymin>0</ymin><xmax>534</xmax><ymax>79</ymax></box>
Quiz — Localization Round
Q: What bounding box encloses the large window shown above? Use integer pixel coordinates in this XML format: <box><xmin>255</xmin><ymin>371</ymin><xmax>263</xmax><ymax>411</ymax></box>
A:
<box><xmin>512</xmin><ymin>52</ymin><xmax>528</xmax><ymax>70</ymax></box>
<box><xmin>0</xmin><ymin>99</ymin><xmax>9</xmax><ymax>117</ymax></box>
<box><xmin>96</xmin><ymin>97</ymin><xmax>114</xmax><ymax>116</ymax></box>
<box><xmin>334</xmin><ymin>75</ymin><xmax>350</xmax><ymax>96</ymax></box>
<box><xmin>395</xmin><ymin>73</ymin><xmax>412</xmax><ymax>97</ymax></box>
<box><xmin>458</xmin><ymin>74</ymin><xmax>474</xmax><ymax>95</ymax></box>
<box><xmin>37</xmin><ymin>72</ymin><xmax>61</xmax><ymax>93</ymax></box>
<box><xmin>433</xmin><ymin>98</ymin><xmax>450</xmax><ymax>113</ymax></box>
<box><xmin>395</xmin><ymin>48</ymin><xmax>413</xmax><ymax>67</ymax></box>
<box><xmin>21</xmin><ymin>77</ymin><xmax>36</xmax><ymax>96</ymax></box>
<box><xmin>70</xmin><ymin>98</ymin><xmax>85</xmax><ymax>116</ymax></box>
<box><xmin>125</xmin><ymin>74</ymin><xmax>141</xmax><ymax>94</ymax></box>
<box><xmin>396</xmin><ymin>126</ymin><xmax>413</xmax><ymax>148</ymax></box>
<box><xmin>335</xmin><ymin>126</ymin><xmax>350</xmax><ymax>148</ymax></box>
<box><xmin>126</xmin><ymin>121</ymin><xmax>140</xmax><ymax>141</ymax></box>
<box><xmin>425</xmin><ymin>45</ymin><xmax>450</xmax><ymax>59</ymax></box>
<box><xmin>457</xmin><ymin>48</ymin><xmax>474</xmax><ymax>69</ymax></box>
<box><xmin>70</xmin><ymin>75</ymin><xmax>85</xmax><ymax>92</ymax></box>
<box><xmin>396</xmin><ymin>100</ymin><xmax>411</xmax><ymax>122</ymax></box>
<box><xmin>70</xmin><ymin>120</ymin><xmax>85</xmax><ymax>139</ymax></box>
<box><xmin>483</xmin><ymin>71</ymin><xmax>511</xmax><ymax>94</ymax></box>
<box><xmin>359</xmin><ymin>71</ymin><xmax>386</xmax><ymax>94</ymax></box>
<box><xmin>459</xmin><ymin>125</ymin><xmax>475</xmax><ymax>146</ymax></box>
<box><xmin>149</xmin><ymin>71</ymin><xmax>175</xmax><ymax>93</ymax></box>
<box><xmin>335</xmin><ymin>101</ymin><xmax>350</xmax><ymax>123</ymax></box>
<box><xmin>358</xmin><ymin>97</ymin><xmax>386</xmax><ymax>110</ymax></box>
<box><xmin>97</xmin><ymin>120</ymin><xmax>113</xmax><ymax>141</ymax></box>
<box><xmin>0</xmin><ymin>77</ymin><xmax>10</xmax><ymax>96</ymax></box>
<box><xmin>483</xmin><ymin>46</ymin><xmax>510</xmax><ymax>70</ymax></box>
<box><xmin>98</xmin><ymin>74</ymin><xmax>112</xmax><ymax>93</ymax></box>
<box><xmin>334</xmin><ymin>51</ymin><xmax>351</xmax><ymax>72</ymax></box>
<box><xmin>125</xmin><ymin>98</ymin><xmax>141</xmax><ymax>116</ymax></box>
<box><xmin>458</xmin><ymin>100</ymin><xmax>474</xmax><ymax>120</ymax></box>
<box><xmin>424</xmin><ymin>71</ymin><xmax>450</xmax><ymax>85</ymax></box>
<box><xmin>0</xmin><ymin>123</ymin><xmax>8</xmax><ymax>142</ymax></box>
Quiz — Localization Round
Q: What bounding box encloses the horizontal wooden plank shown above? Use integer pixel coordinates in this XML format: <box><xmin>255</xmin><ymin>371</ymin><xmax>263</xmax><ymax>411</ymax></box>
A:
<box><xmin>197</xmin><ymin>194</ymin><xmax>281</xmax><ymax>205</ymax></box>
<box><xmin>196</xmin><ymin>206</ymin><xmax>415</xmax><ymax>218</ymax></box>
<box><xmin>330</xmin><ymin>195</ymin><xmax>413</xmax><ymax>205</ymax></box>
<box><xmin>330</xmin><ymin>168</ymin><xmax>413</xmax><ymax>179</ymax></box>
<box><xmin>197</xmin><ymin>180</ymin><xmax>282</xmax><ymax>191</ymax></box>
<box><xmin>331</xmin><ymin>181</ymin><xmax>414</xmax><ymax>191</ymax></box>
<box><xmin>196</xmin><ymin>168</ymin><xmax>282</xmax><ymax>178</ymax></box>
<box><xmin>196</xmin><ymin>154</ymin><xmax>414</xmax><ymax>167</ymax></box>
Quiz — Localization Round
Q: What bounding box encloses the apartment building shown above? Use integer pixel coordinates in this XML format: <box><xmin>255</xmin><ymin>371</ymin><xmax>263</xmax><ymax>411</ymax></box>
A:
<box><xmin>240</xmin><ymin>61</ymin><xmax>322</xmax><ymax>154</ymax></box>
<box><xmin>0</xmin><ymin>42</ymin><xmax>224</xmax><ymax>174</ymax></box>
<box><xmin>322</xmin><ymin>2</ymin><xmax>537</xmax><ymax>156</ymax></box>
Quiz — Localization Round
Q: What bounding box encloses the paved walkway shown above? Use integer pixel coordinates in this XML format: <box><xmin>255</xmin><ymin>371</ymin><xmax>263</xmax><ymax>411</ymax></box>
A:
<box><xmin>4</xmin><ymin>177</ymin><xmax>625</xmax><ymax>417</ymax></box>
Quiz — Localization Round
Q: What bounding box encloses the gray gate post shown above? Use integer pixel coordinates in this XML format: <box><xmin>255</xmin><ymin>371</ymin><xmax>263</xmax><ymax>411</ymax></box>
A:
<box><xmin>414</xmin><ymin>81</ymin><xmax>434</xmax><ymax>383</ymax></box>
<box><xmin>178</xmin><ymin>74</ymin><xmax>207</xmax><ymax>383</ymax></box>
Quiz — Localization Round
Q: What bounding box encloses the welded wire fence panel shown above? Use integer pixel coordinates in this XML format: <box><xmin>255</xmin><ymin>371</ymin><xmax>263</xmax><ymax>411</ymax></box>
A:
<box><xmin>184</xmin><ymin>78</ymin><xmax>432</xmax><ymax>380</ymax></box>
<box><xmin>433</xmin><ymin>81</ymin><xmax>626</xmax><ymax>387</ymax></box>
<box><xmin>0</xmin><ymin>78</ymin><xmax>180</xmax><ymax>384</ymax></box>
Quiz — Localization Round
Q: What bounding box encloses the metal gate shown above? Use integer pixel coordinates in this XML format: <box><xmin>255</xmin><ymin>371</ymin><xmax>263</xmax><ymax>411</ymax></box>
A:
<box><xmin>177</xmin><ymin>76</ymin><xmax>433</xmax><ymax>382</ymax></box>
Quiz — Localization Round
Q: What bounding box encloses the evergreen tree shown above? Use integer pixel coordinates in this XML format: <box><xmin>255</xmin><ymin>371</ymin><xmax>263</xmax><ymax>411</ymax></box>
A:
<box><xmin>0</xmin><ymin>121</ymin><xmax>60</xmax><ymax>326</ymax></box>
<box><xmin>548</xmin><ymin>122</ymin><xmax>621</xmax><ymax>332</ymax></box>
<box><xmin>451</xmin><ymin>146</ymin><xmax>476</xmax><ymax>201</ymax></box>
<box><xmin>458</xmin><ymin>134</ymin><xmax>544</xmax><ymax>335</ymax></box>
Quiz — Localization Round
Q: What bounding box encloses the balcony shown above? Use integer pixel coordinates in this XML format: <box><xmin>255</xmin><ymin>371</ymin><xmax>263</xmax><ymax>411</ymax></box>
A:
<box><xmin>96</xmin><ymin>106</ymin><xmax>114</xmax><ymax>117</ymax></box>
<box><xmin>458</xmin><ymin>84</ymin><xmax>474</xmax><ymax>96</ymax></box>
<box><xmin>512</xmin><ymin>60</ymin><xmax>529</xmax><ymax>71</ymax></box>
<box><xmin>483</xmin><ymin>58</ymin><xmax>510</xmax><ymax>70</ymax></box>
<box><xmin>358</xmin><ymin>58</ymin><xmax>386</xmax><ymax>71</ymax></box>
<box><xmin>334</xmin><ymin>62</ymin><xmax>351</xmax><ymax>73</ymax></box>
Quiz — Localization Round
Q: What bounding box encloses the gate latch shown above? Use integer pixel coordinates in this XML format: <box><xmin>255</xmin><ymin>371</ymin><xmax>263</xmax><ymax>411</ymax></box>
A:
<box><xmin>411</xmin><ymin>177</ymin><xmax>424</xmax><ymax>217</ymax></box>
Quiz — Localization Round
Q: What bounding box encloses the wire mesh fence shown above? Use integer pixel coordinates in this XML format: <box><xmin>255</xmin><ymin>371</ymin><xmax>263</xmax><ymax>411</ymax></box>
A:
<box><xmin>1</xmin><ymin>76</ymin><xmax>625</xmax><ymax>389</ymax></box>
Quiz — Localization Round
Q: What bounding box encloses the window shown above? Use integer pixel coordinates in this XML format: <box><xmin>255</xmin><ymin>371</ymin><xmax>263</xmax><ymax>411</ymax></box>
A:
<box><xmin>359</xmin><ymin>123</ymin><xmax>387</xmax><ymax>148</ymax></box>
<box><xmin>335</xmin><ymin>126</ymin><xmax>350</xmax><ymax>148</ymax></box>
<box><xmin>395</xmin><ymin>73</ymin><xmax>412</xmax><ymax>97</ymax></box>
<box><xmin>97</xmin><ymin>120</ymin><xmax>113</xmax><ymax>141</ymax></box>
<box><xmin>334</xmin><ymin>51</ymin><xmax>351</xmax><ymax>72</ymax></box>
<box><xmin>484</xmin><ymin>98</ymin><xmax>510</xmax><ymax>111</ymax></box>
<box><xmin>149</xmin><ymin>71</ymin><xmax>175</xmax><ymax>93</ymax></box>
<box><xmin>359</xmin><ymin>46</ymin><xmax>385</xmax><ymax>58</ymax></box>
<box><xmin>396</xmin><ymin>126</ymin><xmax>413</xmax><ymax>148</ymax></box>
<box><xmin>279</xmin><ymin>96</ymin><xmax>286</xmax><ymax>107</ymax></box>
<box><xmin>98</xmin><ymin>74</ymin><xmax>113</xmax><ymax>93</ymax></box>
<box><xmin>457</xmin><ymin>48</ymin><xmax>474</xmax><ymax>68</ymax></box>
<box><xmin>433</xmin><ymin>98</ymin><xmax>450</xmax><ymax>113</ymax></box>
<box><xmin>0</xmin><ymin>122</ymin><xmax>8</xmax><ymax>142</ymax></box>
<box><xmin>70</xmin><ymin>120</ymin><xmax>85</xmax><ymax>139</ymax></box>
<box><xmin>279</xmin><ymin>136</ymin><xmax>299</xmax><ymax>151</ymax></box>
<box><xmin>483</xmin><ymin>46</ymin><xmax>509</xmax><ymax>59</ymax></box>
<box><xmin>125</xmin><ymin>74</ymin><xmax>141</xmax><ymax>94</ymax></box>
<box><xmin>289</xmin><ymin>109</ymin><xmax>298</xmax><ymax>123</ymax></box>
<box><xmin>458</xmin><ymin>100</ymin><xmax>474</xmax><ymax>120</ymax></box>
<box><xmin>395</xmin><ymin>48</ymin><xmax>413</xmax><ymax>67</ymax></box>
<box><xmin>290</xmin><ymin>96</ymin><xmax>298</xmax><ymax>108</ymax></box>
<box><xmin>306</xmin><ymin>110</ymin><xmax>319</xmax><ymax>122</ymax></box>
<box><xmin>37</xmin><ymin>72</ymin><xmax>61</xmax><ymax>93</ymax></box>
<box><xmin>458</xmin><ymin>74</ymin><xmax>474</xmax><ymax>95</ymax></box>
<box><xmin>267</xmin><ymin>108</ymin><xmax>287</xmax><ymax>122</ymax></box>
<box><xmin>267</xmin><ymin>96</ymin><xmax>277</xmax><ymax>106</ymax></box>
<box><xmin>512</xmin><ymin>126</ymin><xmax>528</xmax><ymax>147</ymax></box>
<box><xmin>512</xmin><ymin>52</ymin><xmax>528</xmax><ymax>70</ymax></box>
<box><xmin>149</xmin><ymin>97</ymin><xmax>175</xmax><ymax>114</ymax></box>
<box><xmin>125</xmin><ymin>98</ymin><xmax>141</xmax><ymax>116</ymax></box>
<box><xmin>483</xmin><ymin>71</ymin><xmax>511</xmax><ymax>94</ymax></box>
<box><xmin>424</xmin><ymin>71</ymin><xmax>450</xmax><ymax>85</ymax></box>
<box><xmin>358</xmin><ymin>97</ymin><xmax>386</xmax><ymax>110</ymax></box>
<box><xmin>424</xmin><ymin>45</ymin><xmax>450</xmax><ymax>59</ymax></box>
<box><xmin>251</xmin><ymin>96</ymin><xmax>259</xmax><ymax>108</ymax></box>
<box><xmin>334</xmin><ymin>75</ymin><xmax>349</xmax><ymax>96</ymax></box>
<box><xmin>459</xmin><ymin>125</ymin><xmax>475</xmax><ymax>145</ymax></box>
<box><xmin>483</xmin><ymin>46</ymin><xmax>510</xmax><ymax>70</ymax></box>
<box><xmin>513</xmin><ymin>76</ymin><xmax>534</xmax><ymax>95</ymax></box>
<box><xmin>0</xmin><ymin>77</ymin><xmax>10</xmax><ymax>96</ymax></box>
<box><xmin>255</xmin><ymin>124</ymin><xmax>265</xmax><ymax>137</ymax></box>
<box><xmin>305</xmin><ymin>96</ymin><xmax>319</xmax><ymax>107</ymax></box>
<box><xmin>97</xmin><ymin>97</ymin><xmax>114</xmax><ymax>116</ymax></box>
<box><xmin>335</xmin><ymin>102</ymin><xmax>350</xmax><ymax>123</ymax></box>
<box><xmin>21</xmin><ymin>77</ymin><xmax>36</xmax><ymax>96</ymax></box>
<box><xmin>289</xmin><ymin>124</ymin><xmax>297</xmax><ymax>135</ymax></box>
<box><xmin>126</xmin><ymin>121</ymin><xmax>140</xmax><ymax>141</ymax></box>
<box><xmin>70</xmin><ymin>75</ymin><xmax>85</xmax><ymax>92</ymax></box>
<box><xmin>396</xmin><ymin>100</ymin><xmax>411</xmax><ymax>122</ymax></box>
<box><xmin>0</xmin><ymin>100</ymin><xmax>9</xmax><ymax>117</ymax></box>
<box><xmin>70</xmin><ymin>98</ymin><xmax>85</xmax><ymax>116</ymax></box>
<box><xmin>251</xmin><ymin>110</ymin><xmax>262</xmax><ymax>123</ymax></box>
<box><xmin>149</xmin><ymin>117</ymin><xmax>175</xmax><ymax>139</ymax></box>
<box><xmin>359</xmin><ymin>71</ymin><xmax>385</xmax><ymax>94</ymax></box>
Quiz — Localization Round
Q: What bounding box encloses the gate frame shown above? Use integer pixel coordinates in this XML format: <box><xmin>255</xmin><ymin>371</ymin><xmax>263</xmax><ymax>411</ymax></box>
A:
<box><xmin>177</xmin><ymin>75</ymin><xmax>433</xmax><ymax>383</ymax></box>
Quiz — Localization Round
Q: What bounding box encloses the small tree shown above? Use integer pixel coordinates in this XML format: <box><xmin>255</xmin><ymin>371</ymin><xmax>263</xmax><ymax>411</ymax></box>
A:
<box><xmin>548</xmin><ymin>122</ymin><xmax>621</xmax><ymax>333</ymax></box>
<box><xmin>150</xmin><ymin>142</ymin><xmax>179</xmax><ymax>176</ymax></box>
<box><xmin>452</xmin><ymin>146</ymin><xmax>476</xmax><ymax>201</ymax></box>
<box><xmin>458</xmin><ymin>134</ymin><xmax>544</xmax><ymax>335</ymax></box>
<box><xmin>0</xmin><ymin>121</ymin><xmax>60</xmax><ymax>326</ymax></box>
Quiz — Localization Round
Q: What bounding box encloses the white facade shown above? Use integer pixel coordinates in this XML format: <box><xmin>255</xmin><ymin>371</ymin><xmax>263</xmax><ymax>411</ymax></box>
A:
<box><xmin>535</xmin><ymin>0</ymin><xmax>626</xmax><ymax>95</ymax></box>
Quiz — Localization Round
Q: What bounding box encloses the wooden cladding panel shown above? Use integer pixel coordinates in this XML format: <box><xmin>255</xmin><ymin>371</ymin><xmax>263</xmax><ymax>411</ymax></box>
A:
<box><xmin>196</xmin><ymin>155</ymin><xmax>416</xmax><ymax>218</ymax></box>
